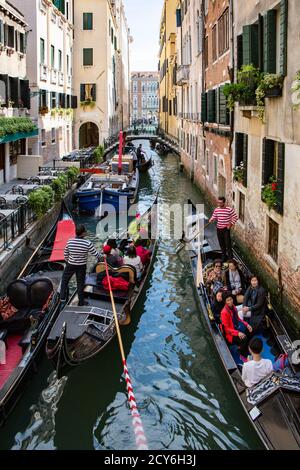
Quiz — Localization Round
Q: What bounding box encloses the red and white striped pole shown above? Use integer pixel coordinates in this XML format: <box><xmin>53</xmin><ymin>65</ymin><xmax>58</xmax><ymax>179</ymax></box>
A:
<box><xmin>104</xmin><ymin>257</ymin><xmax>148</xmax><ymax>450</ymax></box>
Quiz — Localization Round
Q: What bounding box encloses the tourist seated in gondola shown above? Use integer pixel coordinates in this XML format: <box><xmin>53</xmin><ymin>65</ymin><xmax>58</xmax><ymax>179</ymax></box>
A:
<box><xmin>242</xmin><ymin>276</ymin><xmax>267</xmax><ymax>332</ymax></box>
<box><xmin>221</xmin><ymin>294</ymin><xmax>253</xmax><ymax>357</ymax></box>
<box><xmin>211</xmin><ymin>290</ymin><xmax>225</xmax><ymax>323</ymax></box>
<box><xmin>242</xmin><ymin>337</ymin><xmax>273</xmax><ymax>388</ymax></box>
<box><xmin>103</xmin><ymin>245</ymin><xmax>123</xmax><ymax>268</ymax></box>
<box><xmin>123</xmin><ymin>245</ymin><xmax>144</xmax><ymax>279</ymax></box>
<box><xmin>205</xmin><ymin>259</ymin><xmax>227</xmax><ymax>297</ymax></box>
<box><xmin>225</xmin><ymin>259</ymin><xmax>247</xmax><ymax>304</ymax></box>
<box><xmin>104</xmin><ymin>238</ymin><xmax>122</xmax><ymax>257</ymax></box>
<box><xmin>134</xmin><ymin>238</ymin><xmax>151</xmax><ymax>266</ymax></box>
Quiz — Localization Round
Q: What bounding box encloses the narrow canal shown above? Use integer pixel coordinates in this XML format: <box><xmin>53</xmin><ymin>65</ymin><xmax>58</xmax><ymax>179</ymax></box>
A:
<box><xmin>0</xmin><ymin>141</ymin><xmax>263</xmax><ymax>450</ymax></box>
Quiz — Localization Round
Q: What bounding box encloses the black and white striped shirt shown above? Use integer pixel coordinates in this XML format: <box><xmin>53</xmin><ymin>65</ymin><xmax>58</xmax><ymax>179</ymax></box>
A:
<box><xmin>64</xmin><ymin>237</ymin><xmax>100</xmax><ymax>266</ymax></box>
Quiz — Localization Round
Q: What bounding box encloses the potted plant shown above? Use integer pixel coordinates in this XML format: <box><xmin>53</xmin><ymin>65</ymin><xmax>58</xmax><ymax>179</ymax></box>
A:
<box><xmin>8</xmin><ymin>99</ymin><xmax>14</xmax><ymax>108</ymax></box>
<box><xmin>223</xmin><ymin>65</ymin><xmax>261</xmax><ymax>110</ymax></box>
<box><xmin>256</xmin><ymin>74</ymin><xmax>284</xmax><ymax>121</ymax></box>
<box><xmin>93</xmin><ymin>145</ymin><xmax>104</xmax><ymax>163</ymax></box>
<box><xmin>50</xmin><ymin>108</ymin><xmax>57</xmax><ymax>118</ymax></box>
<box><xmin>39</xmin><ymin>105</ymin><xmax>49</xmax><ymax>116</ymax></box>
<box><xmin>57</xmin><ymin>107</ymin><xmax>64</xmax><ymax>117</ymax></box>
<box><xmin>261</xmin><ymin>176</ymin><xmax>278</xmax><ymax>210</ymax></box>
<box><xmin>233</xmin><ymin>162</ymin><xmax>246</xmax><ymax>185</ymax></box>
<box><xmin>80</xmin><ymin>99</ymin><xmax>96</xmax><ymax>110</ymax></box>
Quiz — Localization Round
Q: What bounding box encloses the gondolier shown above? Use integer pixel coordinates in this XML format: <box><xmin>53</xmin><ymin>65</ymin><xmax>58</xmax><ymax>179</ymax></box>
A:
<box><xmin>208</xmin><ymin>197</ymin><xmax>238</xmax><ymax>262</ymax></box>
<box><xmin>60</xmin><ymin>224</ymin><xmax>101</xmax><ymax>306</ymax></box>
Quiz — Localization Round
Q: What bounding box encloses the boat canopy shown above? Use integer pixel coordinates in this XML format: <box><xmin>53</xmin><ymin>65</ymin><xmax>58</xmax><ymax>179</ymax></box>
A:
<box><xmin>49</xmin><ymin>219</ymin><xmax>75</xmax><ymax>262</ymax></box>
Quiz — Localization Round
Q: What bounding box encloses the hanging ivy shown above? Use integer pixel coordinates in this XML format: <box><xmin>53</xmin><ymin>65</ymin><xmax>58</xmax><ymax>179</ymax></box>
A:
<box><xmin>0</xmin><ymin>117</ymin><xmax>37</xmax><ymax>138</ymax></box>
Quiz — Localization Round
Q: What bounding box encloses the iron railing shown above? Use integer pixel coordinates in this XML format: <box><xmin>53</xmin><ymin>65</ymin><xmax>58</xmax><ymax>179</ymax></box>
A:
<box><xmin>0</xmin><ymin>201</ymin><xmax>36</xmax><ymax>252</ymax></box>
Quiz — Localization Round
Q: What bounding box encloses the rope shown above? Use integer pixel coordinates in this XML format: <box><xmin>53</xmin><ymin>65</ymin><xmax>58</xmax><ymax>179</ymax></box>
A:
<box><xmin>103</xmin><ymin>257</ymin><xmax>148</xmax><ymax>450</ymax></box>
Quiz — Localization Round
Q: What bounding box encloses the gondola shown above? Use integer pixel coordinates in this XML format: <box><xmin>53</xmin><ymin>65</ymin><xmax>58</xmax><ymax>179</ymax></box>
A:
<box><xmin>0</xmin><ymin>202</ymin><xmax>75</xmax><ymax>426</ymax></box>
<box><xmin>136</xmin><ymin>155</ymin><xmax>153</xmax><ymax>173</ymax></box>
<box><xmin>46</xmin><ymin>196</ymin><xmax>158</xmax><ymax>372</ymax></box>
<box><xmin>184</xmin><ymin>199</ymin><xmax>300</xmax><ymax>450</ymax></box>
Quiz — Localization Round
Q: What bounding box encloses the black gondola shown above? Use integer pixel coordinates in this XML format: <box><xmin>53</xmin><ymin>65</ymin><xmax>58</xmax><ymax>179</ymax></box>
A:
<box><xmin>136</xmin><ymin>155</ymin><xmax>153</xmax><ymax>173</ymax></box>
<box><xmin>184</xmin><ymin>199</ymin><xmax>300</xmax><ymax>450</ymax></box>
<box><xmin>46</xmin><ymin>196</ymin><xmax>158</xmax><ymax>372</ymax></box>
<box><xmin>0</xmin><ymin>202</ymin><xmax>75</xmax><ymax>426</ymax></box>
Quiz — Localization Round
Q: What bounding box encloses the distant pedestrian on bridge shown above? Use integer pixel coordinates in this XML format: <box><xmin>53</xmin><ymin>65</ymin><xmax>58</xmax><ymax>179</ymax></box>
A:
<box><xmin>208</xmin><ymin>197</ymin><xmax>238</xmax><ymax>262</ymax></box>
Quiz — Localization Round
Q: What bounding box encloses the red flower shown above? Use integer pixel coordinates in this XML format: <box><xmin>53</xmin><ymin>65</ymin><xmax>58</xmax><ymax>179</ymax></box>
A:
<box><xmin>271</xmin><ymin>183</ymin><xmax>277</xmax><ymax>191</ymax></box>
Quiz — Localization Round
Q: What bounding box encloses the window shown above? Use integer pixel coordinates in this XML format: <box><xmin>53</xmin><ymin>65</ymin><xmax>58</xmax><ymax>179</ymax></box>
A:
<box><xmin>7</xmin><ymin>25</ymin><xmax>14</xmax><ymax>48</ymax></box>
<box><xmin>39</xmin><ymin>89</ymin><xmax>47</xmax><ymax>108</ymax></box>
<box><xmin>41</xmin><ymin>129</ymin><xmax>46</xmax><ymax>147</ymax></box>
<box><xmin>58</xmin><ymin>50</ymin><xmax>62</xmax><ymax>71</ymax></box>
<box><xmin>83</xmin><ymin>13</ymin><xmax>93</xmax><ymax>30</ymax></box>
<box><xmin>80</xmin><ymin>84</ymin><xmax>96</xmax><ymax>101</ymax></box>
<box><xmin>51</xmin><ymin>45</ymin><xmax>55</xmax><ymax>68</ymax></box>
<box><xmin>262</xmin><ymin>139</ymin><xmax>285</xmax><ymax>214</ymax></box>
<box><xmin>213</xmin><ymin>155</ymin><xmax>218</xmax><ymax>185</ymax></box>
<box><xmin>51</xmin><ymin>91</ymin><xmax>56</xmax><ymax>108</ymax></box>
<box><xmin>0</xmin><ymin>20</ymin><xmax>4</xmax><ymax>44</ymax></box>
<box><xmin>218</xmin><ymin>8</ymin><xmax>229</xmax><ymax>56</ymax></box>
<box><xmin>51</xmin><ymin>128</ymin><xmax>56</xmax><ymax>144</ymax></box>
<box><xmin>239</xmin><ymin>192</ymin><xmax>245</xmax><ymax>224</ymax></box>
<box><xmin>15</xmin><ymin>30</ymin><xmax>18</xmax><ymax>51</ymax></box>
<box><xmin>40</xmin><ymin>38</ymin><xmax>45</xmax><ymax>64</ymax></box>
<box><xmin>204</xmin><ymin>36</ymin><xmax>208</xmax><ymax>68</ymax></box>
<box><xmin>212</xmin><ymin>24</ymin><xmax>217</xmax><ymax>62</ymax></box>
<box><xmin>83</xmin><ymin>48</ymin><xmax>93</xmax><ymax>66</ymax></box>
<box><xmin>19</xmin><ymin>33</ymin><xmax>25</xmax><ymax>53</ymax></box>
<box><xmin>268</xmin><ymin>217</ymin><xmax>279</xmax><ymax>263</ymax></box>
<box><xmin>235</xmin><ymin>133</ymin><xmax>248</xmax><ymax>187</ymax></box>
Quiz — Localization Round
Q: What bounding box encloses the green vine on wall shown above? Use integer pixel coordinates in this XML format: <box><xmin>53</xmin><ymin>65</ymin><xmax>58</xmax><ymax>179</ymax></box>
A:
<box><xmin>0</xmin><ymin>117</ymin><xmax>37</xmax><ymax>138</ymax></box>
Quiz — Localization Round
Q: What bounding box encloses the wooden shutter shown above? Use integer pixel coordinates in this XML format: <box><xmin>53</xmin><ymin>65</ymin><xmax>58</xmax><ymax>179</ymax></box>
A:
<box><xmin>219</xmin><ymin>85</ymin><xmax>229</xmax><ymax>125</ymax></box>
<box><xmin>71</xmin><ymin>95</ymin><xmax>78</xmax><ymax>109</ymax></box>
<box><xmin>277</xmin><ymin>143</ymin><xmax>285</xmax><ymax>214</ymax></box>
<box><xmin>243</xmin><ymin>134</ymin><xmax>248</xmax><ymax>188</ymax></box>
<box><xmin>263</xmin><ymin>10</ymin><xmax>277</xmax><ymax>73</ymax></box>
<box><xmin>243</xmin><ymin>24</ymin><xmax>259</xmax><ymax>67</ymax></box>
<box><xmin>237</xmin><ymin>34</ymin><xmax>243</xmax><ymax>70</ymax></box>
<box><xmin>201</xmin><ymin>92</ymin><xmax>207</xmax><ymax>122</ymax></box>
<box><xmin>207</xmin><ymin>89</ymin><xmax>216</xmax><ymax>123</ymax></box>
<box><xmin>279</xmin><ymin>0</ymin><xmax>288</xmax><ymax>76</ymax></box>
<box><xmin>80</xmin><ymin>84</ymin><xmax>85</xmax><ymax>101</ymax></box>
<box><xmin>10</xmin><ymin>77</ymin><xmax>19</xmax><ymax>106</ymax></box>
<box><xmin>20</xmin><ymin>79</ymin><xmax>30</xmax><ymax>109</ymax></box>
<box><xmin>262</xmin><ymin>138</ymin><xmax>275</xmax><ymax>186</ymax></box>
<box><xmin>91</xmin><ymin>84</ymin><xmax>96</xmax><ymax>101</ymax></box>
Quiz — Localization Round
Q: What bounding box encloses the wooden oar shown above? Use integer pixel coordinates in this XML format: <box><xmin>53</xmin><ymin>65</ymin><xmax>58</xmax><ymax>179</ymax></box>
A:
<box><xmin>176</xmin><ymin>222</ymin><xmax>210</xmax><ymax>254</ymax></box>
<box><xmin>103</xmin><ymin>256</ymin><xmax>148</xmax><ymax>450</ymax></box>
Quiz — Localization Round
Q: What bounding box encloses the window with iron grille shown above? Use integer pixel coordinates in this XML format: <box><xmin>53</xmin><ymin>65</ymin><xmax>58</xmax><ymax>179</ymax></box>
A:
<box><xmin>268</xmin><ymin>217</ymin><xmax>279</xmax><ymax>263</ymax></box>
<box><xmin>218</xmin><ymin>8</ymin><xmax>229</xmax><ymax>56</ymax></box>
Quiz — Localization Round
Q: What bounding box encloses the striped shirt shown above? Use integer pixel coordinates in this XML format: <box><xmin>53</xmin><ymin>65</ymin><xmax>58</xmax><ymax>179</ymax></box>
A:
<box><xmin>64</xmin><ymin>237</ymin><xmax>100</xmax><ymax>266</ymax></box>
<box><xmin>210</xmin><ymin>207</ymin><xmax>238</xmax><ymax>229</ymax></box>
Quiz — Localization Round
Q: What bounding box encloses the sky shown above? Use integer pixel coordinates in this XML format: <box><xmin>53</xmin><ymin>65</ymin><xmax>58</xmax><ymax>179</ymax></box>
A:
<box><xmin>123</xmin><ymin>0</ymin><xmax>163</xmax><ymax>72</ymax></box>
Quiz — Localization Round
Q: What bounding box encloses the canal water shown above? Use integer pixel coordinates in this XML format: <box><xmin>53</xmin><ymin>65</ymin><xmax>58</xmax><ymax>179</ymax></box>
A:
<box><xmin>0</xmin><ymin>141</ymin><xmax>263</xmax><ymax>450</ymax></box>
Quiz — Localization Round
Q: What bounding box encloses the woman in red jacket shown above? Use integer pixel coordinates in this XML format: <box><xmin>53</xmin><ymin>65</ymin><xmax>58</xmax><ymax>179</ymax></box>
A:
<box><xmin>221</xmin><ymin>294</ymin><xmax>253</xmax><ymax>357</ymax></box>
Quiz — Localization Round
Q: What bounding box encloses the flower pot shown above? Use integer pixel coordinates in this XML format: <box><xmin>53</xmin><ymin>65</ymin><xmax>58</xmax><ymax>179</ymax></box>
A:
<box><xmin>265</xmin><ymin>87</ymin><xmax>282</xmax><ymax>98</ymax></box>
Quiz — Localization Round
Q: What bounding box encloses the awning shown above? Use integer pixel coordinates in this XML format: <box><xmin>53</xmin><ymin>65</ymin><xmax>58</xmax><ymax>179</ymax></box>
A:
<box><xmin>0</xmin><ymin>129</ymin><xmax>38</xmax><ymax>144</ymax></box>
<box><xmin>49</xmin><ymin>219</ymin><xmax>76</xmax><ymax>262</ymax></box>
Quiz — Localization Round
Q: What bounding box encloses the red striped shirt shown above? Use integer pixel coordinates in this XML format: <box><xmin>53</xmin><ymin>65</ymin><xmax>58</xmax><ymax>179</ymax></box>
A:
<box><xmin>211</xmin><ymin>207</ymin><xmax>238</xmax><ymax>229</ymax></box>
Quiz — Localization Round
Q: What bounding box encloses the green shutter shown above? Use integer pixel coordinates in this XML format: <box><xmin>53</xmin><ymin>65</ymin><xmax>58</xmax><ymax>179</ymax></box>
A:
<box><xmin>277</xmin><ymin>143</ymin><xmax>285</xmax><ymax>214</ymax></box>
<box><xmin>207</xmin><ymin>89</ymin><xmax>216</xmax><ymax>123</ymax></box>
<box><xmin>264</xmin><ymin>10</ymin><xmax>277</xmax><ymax>73</ymax></box>
<box><xmin>201</xmin><ymin>92</ymin><xmax>207</xmax><ymax>122</ymax></box>
<box><xmin>243</xmin><ymin>24</ymin><xmax>259</xmax><ymax>67</ymax></box>
<box><xmin>80</xmin><ymin>84</ymin><xmax>85</xmax><ymax>101</ymax></box>
<box><xmin>279</xmin><ymin>0</ymin><xmax>288</xmax><ymax>76</ymax></box>
<box><xmin>262</xmin><ymin>138</ymin><xmax>275</xmax><ymax>187</ymax></box>
<box><xmin>243</xmin><ymin>134</ymin><xmax>248</xmax><ymax>188</ymax></box>
<box><xmin>235</xmin><ymin>133</ymin><xmax>244</xmax><ymax>166</ymax></box>
<box><xmin>91</xmin><ymin>84</ymin><xmax>96</xmax><ymax>101</ymax></box>
<box><xmin>219</xmin><ymin>85</ymin><xmax>229</xmax><ymax>125</ymax></box>
<box><xmin>0</xmin><ymin>74</ymin><xmax>8</xmax><ymax>106</ymax></box>
<box><xmin>20</xmin><ymin>79</ymin><xmax>30</xmax><ymax>109</ymax></box>
<box><xmin>10</xmin><ymin>77</ymin><xmax>19</xmax><ymax>107</ymax></box>
<box><xmin>237</xmin><ymin>34</ymin><xmax>243</xmax><ymax>70</ymax></box>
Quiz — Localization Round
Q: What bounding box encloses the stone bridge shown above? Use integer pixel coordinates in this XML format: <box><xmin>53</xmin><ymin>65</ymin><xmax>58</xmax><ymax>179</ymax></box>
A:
<box><xmin>103</xmin><ymin>133</ymin><xmax>180</xmax><ymax>158</ymax></box>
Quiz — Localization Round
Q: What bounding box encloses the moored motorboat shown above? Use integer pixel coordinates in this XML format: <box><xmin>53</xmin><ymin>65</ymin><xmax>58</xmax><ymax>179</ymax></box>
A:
<box><xmin>185</xmin><ymin>199</ymin><xmax>300</xmax><ymax>450</ymax></box>
<box><xmin>46</xmin><ymin>196</ymin><xmax>158</xmax><ymax>372</ymax></box>
<box><xmin>0</xmin><ymin>202</ymin><xmax>75</xmax><ymax>426</ymax></box>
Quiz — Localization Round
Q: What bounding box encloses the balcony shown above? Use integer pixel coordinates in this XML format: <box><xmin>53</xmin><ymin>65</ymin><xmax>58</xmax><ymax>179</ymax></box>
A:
<box><xmin>176</xmin><ymin>65</ymin><xmax>190</xmax><ymax>85</ymax></box>
<box><xmin>50</xmin><ymin>68</ymin><xmax>58</xmax><ymax>84</ymax></box>
<box><xmin>40</xmin><ymin>63</ymin><xmax>48</xmax><ymax>81</ymax></box>
<box><xmin>58</xmin><ymin>71</ymin><xmax>64</xmax><ymax>86</ymax></box>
